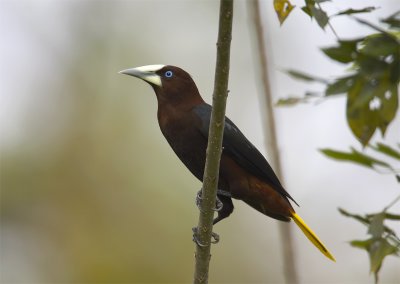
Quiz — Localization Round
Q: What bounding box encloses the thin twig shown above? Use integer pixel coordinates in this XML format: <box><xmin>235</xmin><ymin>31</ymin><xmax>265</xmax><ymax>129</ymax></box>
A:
<box><xmin>249</xmin><ymin>0</ymin><xmax>299</xmax><ymax>283</ymax></box>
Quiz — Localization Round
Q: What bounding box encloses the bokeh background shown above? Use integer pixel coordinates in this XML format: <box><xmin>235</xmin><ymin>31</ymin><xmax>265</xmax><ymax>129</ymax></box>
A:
<box><xmin>1</xmin><ymin>0</ymin><xmax>399</xmax><ymax>283</ymax></box>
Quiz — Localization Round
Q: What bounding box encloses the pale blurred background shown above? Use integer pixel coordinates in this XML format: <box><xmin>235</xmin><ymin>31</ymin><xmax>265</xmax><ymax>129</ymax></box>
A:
<box><xmin>1</xmin><ymin>0</ymin><xmax>399</xmax><ymax>283</ymax></box>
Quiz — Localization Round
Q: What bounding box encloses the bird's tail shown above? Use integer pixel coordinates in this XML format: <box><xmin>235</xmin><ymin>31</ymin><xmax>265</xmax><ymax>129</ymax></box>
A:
<box><xmin>291</xmin><ymin>212</ymin><xmax>336</xmax><ymax>261</ymax></box>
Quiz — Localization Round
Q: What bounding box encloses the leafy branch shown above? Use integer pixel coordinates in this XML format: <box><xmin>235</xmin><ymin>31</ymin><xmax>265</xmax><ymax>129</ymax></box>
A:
<box><xmin>320</xmin><ymin>142</ymin><xmax>400</xmax><ymax>175</ymax></box>
<box><xmin>339</xmin><ymin>195</ymin><xmax>400</xmax><ymax>284</ymax></box>
<box><xmin>273</xmin><ymin>3</ymin><xmax>400</xmax><ymax>282</ymax></box>
<box><xmin>274</xmin><ymin>0</ymin><xmax>379</xmax><ymax>31</ymax></box>
<box><xmin>278</xmin><ymin>12</ymin><xmax>400</xmax><ymax>146</ymax></box>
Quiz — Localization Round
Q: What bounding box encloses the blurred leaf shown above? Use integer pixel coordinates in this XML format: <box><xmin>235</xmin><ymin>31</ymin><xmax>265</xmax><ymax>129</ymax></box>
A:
<box><xmin>320</xmin><ymin>148</ymin><xmax>391</xmax><ymax>168</ymax></box>
<box><xmin>301</xmin><ymin>0</ymin><xmax>315</xmax><ymax>18</ymax></box>
<box><xmin>376</xmin><ymin>84</ymin><xmax>398</xmax><ymax>136</ymax></box>
<box><xmin>339</xmin><ymin>208</ymin><xmax>370</xmax><ymax>226</ymax></box>
<box><xmin>334</xmin><ymin>7</ymin><xmax>377</xmax><ymax>17</ymax></box>
<box><xmin>346</xmin><ymin>75</ymin><xmax>398</xmax><ymax>145</ymax></box>
<box><xmin>350</xmin><ymin>238</ymin><xmax>373</xmax><ymax>249</ymax></box>
<box><xmin>382</xmin><ymin>213</ymin><xmax>400</xmax><ymax>220</ymax></box>
<box><xmin>351</xmin><ymin>238</ymin><xmax>398</xmax><ymax>282</ymax></box>
<box><xmin>325</xmin><ymin>75</ymin><xmax>356</xmax><ymax>95</ymax></box>
<box><xmin>396</xmin><ymin>175</ymin><xmax>400</xmax><ymax>183</ymax></box>
<box><xmin>321</xmin><ymin>39</ymin><xmax>361</xmax><ymax>63</ymax></box>
<box><xmin>368</xmin><ymin>213</ymin><xmax>385</xmax><ymax>238</ymax></box>
<box><xmin>369</xmin><ymin>238</ymin><xmax>398</xmax><ymax>277</ymax></box>
<box><xmin>276</xmin><ymin>97</ymin><xmax>303</xmax><ymax>106</ymax></box>
<box><xmin>351</xmin><ymin>238</ymin><xmax>399</xmax><ymax>277</ymax></box>
<box><xmin>285</xmin><ymin>12</ymin><xmax>399</xmax><ymax>146</ymax></box>
<box><xmin>301</xmin><ymin>0</ymin><xmax>330</xmax><ymax>27</ymax></box>
<box><xmin>311</xmin><ymin>5</ymin><xmax>329</xmax><ymax>29</ymax></box>
<box><xmin>301</xmin><ymin>6</ymin><xmax>312</xmax><ymax>17</ymax></box>
<box><xmin>285</xmin><ymin>69</ymin><xmax>328</xmax><ymax>83</ymax></box>
<box><xmin>357</xmin><ymin>55</ymin><xmax>389</xmax><ymax>77</ymax></box>
<box><xmin>372</xmin><ymin>143</ymin><xmax>400</xmax><ymax>160</ymax></box>
<box><xmin>274</xmin><ymin>0</ymin><xmax>295</xmax><ymax>25</ymax></box>
<box><xmin>381</xmin><ymin>11</ymin><xmax>400</xmax><ymax>29</ymax></box>
<box><xmin>360</xmin><ymin>34</ymin><xmax>399</xmax><ymax>57</ymax></box>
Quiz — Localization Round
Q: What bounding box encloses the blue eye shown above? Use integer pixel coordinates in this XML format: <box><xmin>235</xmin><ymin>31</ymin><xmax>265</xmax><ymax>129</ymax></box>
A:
<box><xmin>165</xmin><ymin>71</ymin><xmax>173</xmax><ymax>78</ymax></box>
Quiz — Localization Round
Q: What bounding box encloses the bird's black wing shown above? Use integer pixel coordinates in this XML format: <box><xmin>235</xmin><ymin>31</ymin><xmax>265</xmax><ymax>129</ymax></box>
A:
<box><xmin>192</xmin><ymin>103</ymin><xmax>297</xmax><ymax>205</ymax></box>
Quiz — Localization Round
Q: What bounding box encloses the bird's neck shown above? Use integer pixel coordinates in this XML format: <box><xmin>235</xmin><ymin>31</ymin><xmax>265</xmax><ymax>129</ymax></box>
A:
<box><xmin>156</xmin><ymin>98</ymin><xmax>203</xmax><ymax>131</ymax></box>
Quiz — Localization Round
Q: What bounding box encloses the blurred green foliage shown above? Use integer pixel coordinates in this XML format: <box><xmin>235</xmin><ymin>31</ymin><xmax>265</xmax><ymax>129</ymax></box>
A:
<box><xmin>279</xmin><ymin>12</ymin><xmax>400</xmax><ymax>146</ymax></box>
<box><xmin>339</xmin><ymin>203</ymin><xmax>400</xmax><ymax>283</ymax></box>
<box><xmin>275</xmin><ymin>4</ymin><xmax>399</xmax><ymax>283</ymax></box>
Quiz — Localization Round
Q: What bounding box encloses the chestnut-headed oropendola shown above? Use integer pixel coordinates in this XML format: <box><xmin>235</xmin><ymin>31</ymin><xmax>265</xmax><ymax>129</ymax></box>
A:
<box><xmin>120</xmin><ymin>64</ymin><xmax>335</xmax><ymax>261</ymax></box>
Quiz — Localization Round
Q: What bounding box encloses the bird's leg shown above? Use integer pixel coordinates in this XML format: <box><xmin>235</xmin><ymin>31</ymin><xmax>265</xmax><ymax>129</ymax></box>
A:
<box><xmin>213</xmin><ymin>194</ymin><xmax>234</xmax><ymax>225</ymax></box>
<box><xmin>192</xmin><ymin>227</ymin><xmax>220</xmax><ymax>247</ymax></box>
<box><xmin>192</xmin><ymin>189</ymin><xmax>228</xmax><ymax>246</ymax></box>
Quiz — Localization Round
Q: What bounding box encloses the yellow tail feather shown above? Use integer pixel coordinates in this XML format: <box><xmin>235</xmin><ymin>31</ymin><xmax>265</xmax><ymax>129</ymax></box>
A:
<box><xmin>291</xmin><ymin>212</ymin><xmax>336</xmax><ymax>261</ymax></box>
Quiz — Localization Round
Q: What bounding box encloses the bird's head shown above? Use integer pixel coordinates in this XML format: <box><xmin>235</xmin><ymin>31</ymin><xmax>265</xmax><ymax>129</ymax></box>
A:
<box><xmin>119</xmin><ymin>65</ymin><xmax>204</xmax><ymax>106</ymax></box>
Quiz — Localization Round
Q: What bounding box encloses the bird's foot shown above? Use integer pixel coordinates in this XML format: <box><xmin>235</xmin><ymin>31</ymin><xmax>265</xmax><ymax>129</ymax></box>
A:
<box><xmin>192</xmin><ymin>227</ymin><xmax>220</xmax><ymax>247</ymax></box>
<box><xmin>195</xmin><ymin>190</ymin><xmax>223</xmax><ymax>212</ymax></box>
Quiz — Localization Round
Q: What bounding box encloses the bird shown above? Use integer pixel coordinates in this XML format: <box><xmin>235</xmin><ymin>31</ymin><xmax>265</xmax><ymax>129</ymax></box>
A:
<box><xmin>119</xmin><ymin>64</ymin><xmax>335</xmax><ymax>261</ymax></box>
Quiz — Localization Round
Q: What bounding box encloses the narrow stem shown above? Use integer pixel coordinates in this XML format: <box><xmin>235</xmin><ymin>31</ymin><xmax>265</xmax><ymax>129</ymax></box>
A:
<box><xmin>384</xmin><ymin>194</ymin><xmax>400</xmax><ymax>211</ymax></box>
<box><xmin>249</xmin><ymin>0</ymin><xmax>299</xmax><ymax>283</ymax></box>
<box><xmin>193</xmin><ymin>1</ymin><xmax>234</xmax><ymax>283</ymax></box>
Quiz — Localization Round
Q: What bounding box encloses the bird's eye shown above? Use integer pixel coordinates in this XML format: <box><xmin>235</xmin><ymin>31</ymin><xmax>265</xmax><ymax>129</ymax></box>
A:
<box><xmin>165</xmin><ymin>71</ymin><xmax>173</xmax><ymax>78</ymax></box>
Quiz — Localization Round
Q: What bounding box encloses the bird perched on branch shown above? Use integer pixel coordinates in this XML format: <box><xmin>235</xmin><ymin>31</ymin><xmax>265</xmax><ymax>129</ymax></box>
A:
<box><xmin>120</xmin><ymin>64</ymin><xmax>335</xmax><ymax>261</ymax></box>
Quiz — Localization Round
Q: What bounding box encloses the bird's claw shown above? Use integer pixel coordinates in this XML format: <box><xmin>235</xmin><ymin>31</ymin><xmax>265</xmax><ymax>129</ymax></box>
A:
<box><xmin>195</xmin><ymin>190</ymin><xmax>223</xmax><ymax>212</ymax></box>
<box><xmin>195</xmin><ymin>190</ymin><xmax>203</xmax><ymax>211</ymax></box>
<box><xmin>192</xmin><ymin>227</ymin><xmax>220</xmax><ymax>247</ymax></box>
<box><xmin>210</xmin><ymin>231</ymin><xmax>220</xmax><ymax>244</ymax></box>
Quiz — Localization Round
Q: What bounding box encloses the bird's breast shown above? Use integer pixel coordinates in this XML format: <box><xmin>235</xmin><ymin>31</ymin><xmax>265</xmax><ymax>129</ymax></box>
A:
<box><xmin>158</xmin><ymin>110</ymin><xmax>208</xmax><ymax>181</ymax></box>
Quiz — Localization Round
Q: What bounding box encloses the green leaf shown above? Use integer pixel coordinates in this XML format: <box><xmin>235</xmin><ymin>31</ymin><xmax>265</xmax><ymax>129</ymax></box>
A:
<box><xmin>301</xmin><ymin>0</ymin><xmax>330</xmax><ymax>22</ymax></box>
<box><xmin>301</xmin><ymin>0</ymin><xmax>315</xmax><ymax>18</ymax></box>
<box><xmin>325</xmin><ymin>75</ymin><xmax>356</xmax><ymax>95</ymax></box>
<box><xmin>285</xmin><ymin>69</ymin><xmax>328</xmax><ymax>83</ymax></box>
<box><xmin>350</xmin><ymin>237</ymin><xmax>399</xmax><ymax>281</ymax></box>
<box><xmin>311</xmin><ymin>6</ymin><xmax>329</xmax><ymax>29</ymax></box>
<box><xmin>321</xmin><ymin>39</ymin><xmax>362</xmax><ymax>63</ymax></box>
<box><xmin>360</xmin><ymin>34</ymin><xmax>399</xmax><ymax>58</ymax></box>
<box><xmin>350</xmin><ymin>238</ymin><xmax>373</xmax><ymax>250</ymax></box>
<box><xmin>322</xmin><ymin>148</ymin><xmax>382</xmax><ymax>168</ymax></box>
<box><xmin>357</xmin><ymin>55</ymin><xmax>390</xmax><ymax>77</ymax></box>
<box><xmin>383</xmin><ymin>213</ymin><xmax>400</xmax><ymax>220</ymax></box>
<box><xmin>372</xmin><ymin>143</ymin><xmax>400</xmax><ymax>160</ymax></box>
<box><xmin>334</xmin><ymin>7</ymin><xmax>377</xmax><ymax>17</ymax></box>
<box><xmin>276</xmin><ymin>97</ymin><xmax>304</xmax><ymax>106</ymax></box>
<box><xmin>369</xmin><ymin>238</ymin><xmax>398</xmax><ymax>276</ymax></box>
<box><xmin>320</xmin><ymin>148</ymin><xmax>391</xmax><ymax>169</ymax></box>
<box><xmin>339</xmin><ymin>208</ymin><xmax>370</xmax><ymax>226</ymax></box>
<box><xmin>381</xmin><ymin>11</ymin><xmax>400</xmax><ymax>29</ymax></box>
<box><xmin>376</xmin><ymin>84</ymin><xmax>399</xmax><ymax>136</ymax></box>
<box><xmin>396</xmin><ymin>175</ymin><xmax>400</xmax><ymax>183</ymax></box>
<box><xmin>345</xmin><ymin>76</ymin><xmax>399</xmax><ymax>145</ymax></box>
<box><xmin>274</xmin><ymin>0</ymin><xmax>295</xmax><ymax>25</ymax></box>
<box><xmin>301</xmin><ymin>6</ymin><xmax>312</xmax><ymax>18</ymax></box>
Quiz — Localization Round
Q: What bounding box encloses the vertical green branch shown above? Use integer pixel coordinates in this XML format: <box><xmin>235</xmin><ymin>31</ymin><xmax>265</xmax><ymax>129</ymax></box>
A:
<box><xmin>193</xmin><ymin>0</ymin><xmax>233</xmax><ymax>283</ymax></box>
